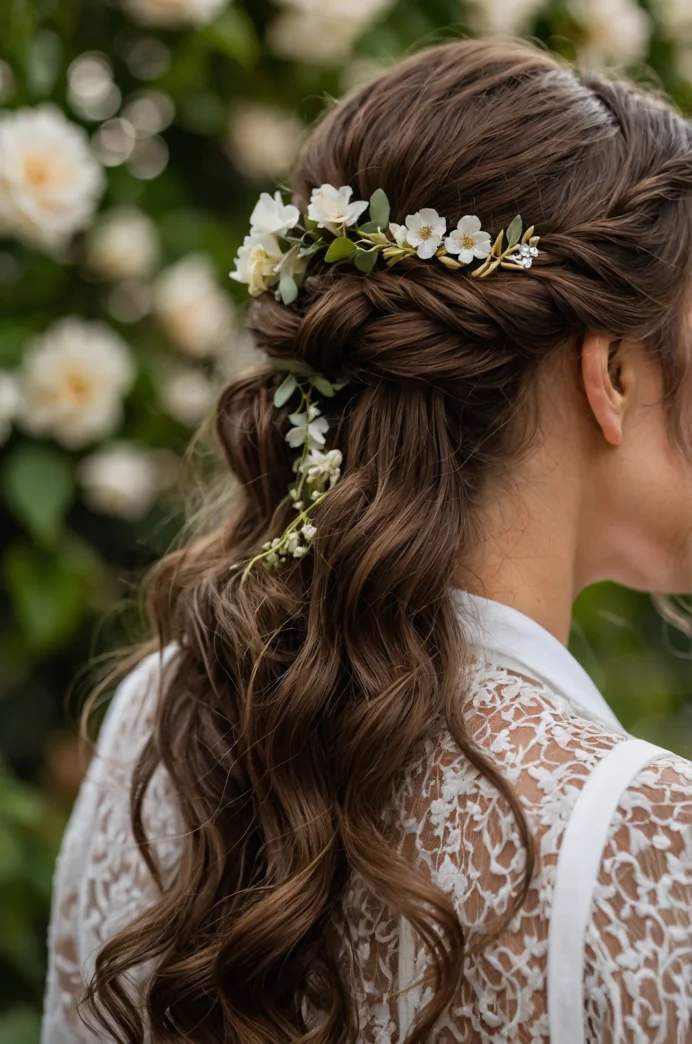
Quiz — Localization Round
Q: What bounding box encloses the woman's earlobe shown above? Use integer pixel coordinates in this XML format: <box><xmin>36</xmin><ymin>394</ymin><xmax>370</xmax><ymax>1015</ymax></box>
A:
<box><xmin>581</xmin><ymin>331</ymin><xmax>625</xmax><ymax>447</ymax></box>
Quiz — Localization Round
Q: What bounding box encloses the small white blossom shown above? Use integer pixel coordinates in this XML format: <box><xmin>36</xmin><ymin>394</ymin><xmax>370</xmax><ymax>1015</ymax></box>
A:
<box><xmin>159</xmin><ymin>367</ymin><xmax>215</xmax><ymax>426</ymax></box>
<box><xmin>249</xmin><ymin>190</ymin><xmax>300</xmax><ymax>238</ymax></box>
<box><xmin>20</xmin><ymin>317</ymin><xmax>135</xmax><ymax>449</ymax></box>
<box><xmin>444</xmin><ymin>215</ymin><xmax>492</xmax><ymax>264</ymax></box>
<box><xmin>229</xmin><ymin>232</ymin><xmax>283</xmax><ymax>297</ymax></box>
<box><xmin>86</xmin><ymin>205</ymin><xmax>159</xmax><ymax>281</ymax></box>
<box><xmin>0</xmin><ymin>372</ymin><xmax>20</xmax><ymax>444</ymax></box>
<box><xmin>302</xmin><ymin>446</ymin><xmax>342</xmax><ymax>488</ymax></box>
<box><xmin>0</xmin><ymin>105</ymin><xmax>105</xmax><ymax>252</ymax></box>
<box><xmin>389</xmin><ymin>222</ymin><xmax>408</xmax><ymax>248</ymax></box>
<box><xmin>405</xmin><ymin>208</ymin><xmax>446</xmax><ymax>260</ymax></box>
<box><xmin>78</xmin><ymin>442</ymin><xmax>159</xmax><ymax>520</ymax></box>
<box><xmin>307</xmin><ymin>183</ymin><xmax>368</xmax><ymax>233</ymax></box>
<box><xmin>286</xmin><ymin>404</ymin><xmax>329</xmax><ymax>450</ymax></box>
<box><xmin>154</xmin><ymin>254</ymin><xmax>234</xmax><ymax>357</ymax></box>
<box><xmin>228</xmin><ymin>104</ymin><xmax>304</xmax><ymax>181</ymax></box>
<box><xmin>122</xmin><ymin>0</ymin><xmax>227</xmax><ymax>28</ymax></box>
<box><xmin>292</xmin><ymin>544</ymin><xmax>308</xmax><ymax>557</ymax></box>
<box><xmin>301</xmin><ymin>522</ymin><xmax>317</xmax><ymax>539</ymax></box>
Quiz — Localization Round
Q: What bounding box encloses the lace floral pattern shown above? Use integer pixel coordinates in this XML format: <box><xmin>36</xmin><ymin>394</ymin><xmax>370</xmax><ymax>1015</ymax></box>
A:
<box><xmin>41</xmin><ymin>654</ymin><xmax>692</xmax><ymax>1043</ymax></box>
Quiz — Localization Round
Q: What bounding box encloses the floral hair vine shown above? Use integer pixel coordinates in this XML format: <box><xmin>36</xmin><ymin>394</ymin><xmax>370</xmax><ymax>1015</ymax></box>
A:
<box><xmin>229</xmin><ymin>183</ymin><xmax>541</xmax><ymax>305</ymax></box>
<box><xmin>228</xmin><ymin>186</ymin><xmax>541</xmax><ymax>581</ymax></box>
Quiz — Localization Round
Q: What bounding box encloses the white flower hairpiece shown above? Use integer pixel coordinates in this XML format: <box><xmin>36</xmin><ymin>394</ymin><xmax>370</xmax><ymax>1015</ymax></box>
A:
<box><xmin>235</xmin><ymin>355</ymin><xmax>348</xmax><ymax>582</ymax></box>
<box><xmin>229</xmin><ymin>186</ymin><xmax>542</xmax><ymax>580</ymax></box>
<box><xmin>229</xmin><ymin>183</ymin><xmax>541</xmax><ymax>305</ymax></box>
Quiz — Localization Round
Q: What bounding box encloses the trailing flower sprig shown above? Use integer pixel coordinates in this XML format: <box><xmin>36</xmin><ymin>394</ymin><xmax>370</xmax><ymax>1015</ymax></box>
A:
<box><xmin>238</xmin><ymin>357</ymin><xmax>348</xmax><ymax>583</ymax></box>
<box><xmin>229</xmin><ymin>184</ymin><xmax>541</xmax><ymax>305</ymax></box>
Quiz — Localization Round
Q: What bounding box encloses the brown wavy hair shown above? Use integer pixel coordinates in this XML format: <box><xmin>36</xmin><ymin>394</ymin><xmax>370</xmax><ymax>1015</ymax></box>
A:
<box><xmin>83</xmin><ymin>37</ymin><xmax>692</xmax><ymax>1044</ymax></box>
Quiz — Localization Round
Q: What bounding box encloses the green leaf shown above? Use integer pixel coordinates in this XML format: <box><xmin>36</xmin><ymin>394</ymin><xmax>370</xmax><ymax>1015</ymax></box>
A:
<box><xmin>357</xmin><ymin>221</ymin><xmax>379</xmax><ymax>234</ymax></box>
<box><xmin>310</xmin><ymin>376</ymin><xmax>335</xmax><ymax>397</ymax></box>
<box><xmin>24</xmin><ymin>29</ymin><xmax>62</xmax><ymax>97</ymax></box>
<box><xmin>324</xmin><ymin>237</ymin><xmax>357</xmax><ymax>263</ymax></box>
<box><xmin>506</xmin><ymin>215</ymin><xmax>523</xmax><ymax>248</ymax></box>
<box><xmin>369</xmin><ymin>188</ymin><xmax>390</xmax><ymax>230</ymax></box>
<box><xmin>354</xmin><ymin>248</ymin><xmax>378</xmax><ymax>273</ymax></box>
<box><xmin>288</xmin><ymin>411</ymin><xmax>306</xmax><ymax>426</ymax></box>
<box><xmin>303</xmin><ymin>216</ymin><xmax>319</xmax><ymax>232</ymax></box>
<box><xmin>274</xmin><ymin>373</ymin><xmax>297</xmax><ymax>407</ymax></box>
<box><xmin>2</xmin><ymin>444</ymin><xmax>74</xmax><ymax>547</ymax></box>
<box><xmin>202</xmin><ymin>9</ymin><xmax>260</xmax><ymax>69</ymax></box>
<box><xmin>279</xmin><ymin>274</ymin><xmax>298</xmax><ymax>305</ymax></box>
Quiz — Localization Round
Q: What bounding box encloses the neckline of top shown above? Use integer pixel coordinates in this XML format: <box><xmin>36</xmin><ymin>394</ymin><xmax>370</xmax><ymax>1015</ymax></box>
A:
<box><xmin>449</xmin><ymin>588</ymin><xmax>625</xmax><ymax>732</ymax></box>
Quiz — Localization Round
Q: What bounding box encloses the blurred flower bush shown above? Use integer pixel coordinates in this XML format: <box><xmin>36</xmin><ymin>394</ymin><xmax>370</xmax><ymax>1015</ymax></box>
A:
<box><xmin>1</xmin><ymin>0</ymin><xmax>692</xmax><ymax>1035</ymax></box>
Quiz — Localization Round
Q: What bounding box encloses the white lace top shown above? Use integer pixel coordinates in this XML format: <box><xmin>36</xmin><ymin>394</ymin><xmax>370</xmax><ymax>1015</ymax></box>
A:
<box><xmin>42</xmin><ymin>591</ymin><xmax>692</xmax><ymax>1043</ymax></box>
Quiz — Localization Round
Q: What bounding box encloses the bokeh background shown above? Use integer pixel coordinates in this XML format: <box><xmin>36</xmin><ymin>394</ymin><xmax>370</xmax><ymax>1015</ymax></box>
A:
<box><xmin>1</xmin><ymin>0</ymin><xmax>692</xmax><ymax>1038</ymax></box>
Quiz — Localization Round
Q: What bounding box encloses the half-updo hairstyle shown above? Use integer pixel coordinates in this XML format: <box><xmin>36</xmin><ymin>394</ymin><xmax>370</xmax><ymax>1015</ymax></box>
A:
<box><xmin>84</xmin><ymin>37</ymin><xmax>692</xmax><ymax>1044</ymax></box>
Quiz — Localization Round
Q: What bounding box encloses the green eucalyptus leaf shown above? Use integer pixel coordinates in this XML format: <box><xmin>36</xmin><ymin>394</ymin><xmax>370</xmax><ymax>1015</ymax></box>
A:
<box><xmin>354</xmin><ymin>248</ymin><xmax>378</xmax><ymax>273</ymax></box>
<box><xmin>357</xmin><ymin>221</ymin><xmax>379</xmax><ymax>234</ymax></box>
<box><xmin>369</xmin><ymin>188</ymin><xmax>390</xmax><ymax>230</ymax></box>
<box><xmin>273</xmin><ymin>373</ymin><xmax>297</xmax><ymax>408</ymax></box>
<box><xmin>310</xmin><ymin>376</ymin><xmax>335</xmax><ymax>397</ymax></box>
<box><xmin>288</xmin><ymin>411</ymin><xmax>306</xmax><ymax>426</ymax></box>
<box><xmin>324</xmin><ymin>237</ymin><xmax>357</xmax><ymax>262</ymax></box>
<box><xmin>506</xmin><ymin>215</ymin><xmax>523</xmax><ymax>248</ymax></box>
<box><xmin>279</xmin><ymin>274</ymin><xmax>298</xmax><ymax>305</ymax></box>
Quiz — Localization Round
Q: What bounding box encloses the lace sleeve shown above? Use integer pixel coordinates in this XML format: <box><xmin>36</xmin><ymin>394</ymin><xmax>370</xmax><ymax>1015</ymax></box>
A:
<box><xmin>584</xmin><ymin>754</ymin><xmax>692</xmax><ymax>1043</ymax></box>
<box><xmin>41</xmin><ymin>646</ymin><xmax>182</xmax><ymax>1044</ymax></box>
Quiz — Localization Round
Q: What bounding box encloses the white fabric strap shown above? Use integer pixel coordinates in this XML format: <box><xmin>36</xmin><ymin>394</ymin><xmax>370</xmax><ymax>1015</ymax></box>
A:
<box><xmin>397</xmin><ymin>915</ymin><xmax>419</xmax><ymax>1037</ymax></box>
<box><xmin>547</xmin><ymin>737</ymin><xmax>669</xmax><ymax>1044</ymax></box>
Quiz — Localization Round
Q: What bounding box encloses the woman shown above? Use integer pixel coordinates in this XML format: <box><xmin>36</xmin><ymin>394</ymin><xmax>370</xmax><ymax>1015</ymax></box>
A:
<box><xmin>42</xmin><ymin>37</ymin><xmax>692</xmax><ymax>1044</ymax></box>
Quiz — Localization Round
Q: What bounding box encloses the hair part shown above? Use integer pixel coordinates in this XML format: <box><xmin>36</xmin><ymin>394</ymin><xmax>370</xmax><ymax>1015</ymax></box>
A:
<box><xmin>83</xmin><ymin>37</ymin><xmax>692</xmax><ymax>1044</ymax></box>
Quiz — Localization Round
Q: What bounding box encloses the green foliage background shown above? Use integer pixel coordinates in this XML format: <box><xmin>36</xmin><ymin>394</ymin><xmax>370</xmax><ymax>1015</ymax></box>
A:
<box><xmin>1</xmin><ymin>0</ymin><xmax>691</xmax><ymax>1036</ymax></box>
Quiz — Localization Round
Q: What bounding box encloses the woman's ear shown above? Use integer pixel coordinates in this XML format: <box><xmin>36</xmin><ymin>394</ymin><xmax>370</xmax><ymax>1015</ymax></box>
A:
<box><xmin>580</xmin><ymin>332</ymin><xmax>630</xmax><ymax>447</ymax></box>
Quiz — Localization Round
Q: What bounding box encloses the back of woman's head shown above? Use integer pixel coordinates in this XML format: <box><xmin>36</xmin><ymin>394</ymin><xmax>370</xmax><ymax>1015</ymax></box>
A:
<box><xmin>84</xmin><ymin>37</ymin><xmax>692</xmax><ymax>1044</ymax></box>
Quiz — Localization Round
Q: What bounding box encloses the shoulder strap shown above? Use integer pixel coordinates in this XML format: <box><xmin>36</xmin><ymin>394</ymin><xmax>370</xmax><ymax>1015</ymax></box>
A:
<box><xmin>547</xmin><ymin>737</ymin><xmax>670</xmax><ymax>1044</ymax></box>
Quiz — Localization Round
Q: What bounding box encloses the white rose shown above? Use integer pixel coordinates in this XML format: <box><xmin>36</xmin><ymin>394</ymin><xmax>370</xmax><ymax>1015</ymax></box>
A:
<box><xmin>19</xmin><ymin>317</ymin><xmax>135</xmax><ymax>449</ymax></box>
<box><xmin>249</xmin><ymin>191</ymin><xmax>300</xmax><ymax>238</ymax></box>
<box><xmin>229</xmin><ymin>233</ymin><xmax>284</xmax><ymax>297</ymax></box>
<box><xmin>159</xmin><ymin>367</ymin><xmax>215</xmax><ymax>426</ymax></box>
<box><xmin>268</xmin><ymin>0</ymin><xmax>394</xmax><ymax>64</ymax></box>
<box><xmin>567</xmin><ymin>0</ymin><xmax>652</xmax><ymax>66</ymax></box>
<box><xmin>307</xmin><ymin>183</ymin><xmax>368</xmax><ymax>233</ymax></box>
<box><xmin>78</xmin><ymin>442</ymin><xmax>158</xmax><ymax>520</ymax></box>
<box><xmin>122</xmin><ymin>0</ymin><xmax>227</xmax><ymax>27</ymax></box>
<box><xmin>86</xmin><ymin>205</ymin><xmax>159</xmax><ymax>281</ymax></box>
<box><xmin>153</xmin><ymin>254</ymin><xmax>234</xmax><ymax>357</ymax></box>
<box><xmin>0</xmin><ymin>371</ymin><xmax>20</xmax><ymax>444</ymax></box>
<box><xmin>227</xmin><ymin>104</ymin><xmax>304</xmax><ymax>182</ymax></box>
<box><xmin>0</xmin><ymin>105</ymin><xmax>105</xmax><ymax>251</ymax></box>
<box><xmin>465</xmin><ymin>0</ymin><xmax>547</xmax><ymax>34</ymax></box>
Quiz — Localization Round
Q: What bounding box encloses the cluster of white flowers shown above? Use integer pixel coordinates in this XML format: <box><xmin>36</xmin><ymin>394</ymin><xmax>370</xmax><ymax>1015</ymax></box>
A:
<box><xmin>238</xmin><ymin>368</ymin><xmax>347</xmax><ymax>580</ymax></box>
<box><xmin>18</xmin><ymin>317</ymin><xmax>135</xmax><ymax>449</ymax></box>
<box><xmin>230</xmin><ymin>184</ymin><xmax>538</xmax><ymax>307</ymax></box>
<box><xmin>154</xmin><ymin>253</ymin><xmax>235</xmax><ymax>357</ymax></box>
<box><xmin>0</xmin><ymin>105</ymin><xmax>105</xmax><ymax>252</ymax></box>
<box><xmin>230</xmin><ymin>190</ymin><xmax>301</xmax><ymax>297</ymax></box>
<box><xmin>122</xmin><ymin>0</ymin><xmax>227</xmax><ymax>28</ymax></box>
<box><xmin>85</xmin><ymin>205</ymin><xmax>159</xmax><ymax>281</ymax></box>
<box><xmin>268</xmin><ymin>0</ymin><xmax>395</xmax><ymax>66</ymax></box>
<box><xmin>567</xmin><ymin>0</ymin><xmax>652</xmax><ymax>66</ymax></box>
<box><xmin>391</xmin><ymin>210</ymin><xmax>492</xmax><ymax>261</ymax></box>
<box><xmin>227</xmin><ymin>103</ymin><xmax>305</xmax><ymax>182</ymax></box>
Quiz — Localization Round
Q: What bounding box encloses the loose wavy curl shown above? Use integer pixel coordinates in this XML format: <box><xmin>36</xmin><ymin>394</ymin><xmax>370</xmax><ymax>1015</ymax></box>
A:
<box><xmin>83</xmin><ymin>38</ymin><xmax>692</xmax><ymax>1044</ymax></box>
